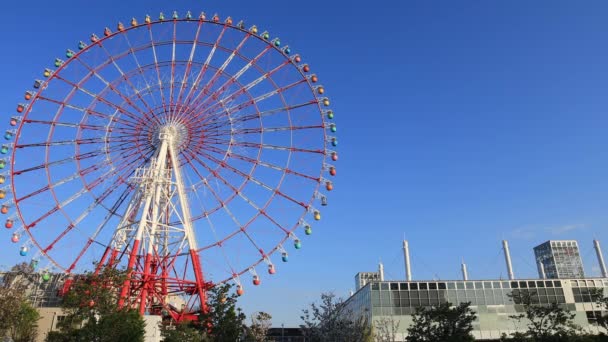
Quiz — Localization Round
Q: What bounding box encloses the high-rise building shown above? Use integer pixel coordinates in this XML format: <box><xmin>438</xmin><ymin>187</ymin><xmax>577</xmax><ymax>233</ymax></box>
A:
<box><xmin>534</xmin><ymin>240</ymin><xmax>585</xmax><ymax>279</ymax></box>
<box><xmin>355</xmin><ymin>272</ymin><xmax>381</xmax><ymax>291</ymax></box>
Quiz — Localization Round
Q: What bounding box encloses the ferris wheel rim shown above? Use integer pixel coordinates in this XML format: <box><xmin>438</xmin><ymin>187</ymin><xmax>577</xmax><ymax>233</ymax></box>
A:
<box><xmin>7</xmin><ymin>13</ymin><xmax>335</xmax><ymax>287</ymax></box>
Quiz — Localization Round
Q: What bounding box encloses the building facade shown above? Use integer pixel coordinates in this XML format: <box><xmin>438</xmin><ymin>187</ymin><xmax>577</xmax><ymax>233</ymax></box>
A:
<box><xmin>534</xmin><ymin>240</ymin><xmax>585</xmax><ymax>279</ymax></box>
<box><xmin>355</xmin><ymin>272</ymin><xmax>381</xmax><ymax>291</ymax></box>
<box><xmin>342</xmin><ymin>278</ymin><xmax>608</xmax><ymax>340</ymax></box>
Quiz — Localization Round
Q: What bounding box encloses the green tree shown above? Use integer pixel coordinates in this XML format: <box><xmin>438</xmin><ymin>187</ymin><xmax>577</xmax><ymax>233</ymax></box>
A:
<box><xmin>161</xmin><ymin>321</ymin><xmax>209</xmax><ymax>342</ymax></box>
<box><xmin>8</xmin><ymin>301</ymin><xmax>40</xmax><ymax>342</ymax></box>
<box><xmin>46</xmin><ymin>266</ymin><xmax>146</xmax><ymax>342</ymax></box>
<box><xmin>246</xmin><ymin>311</ymin><xmax>272</xmax><ymax>342</ymax></box>
<box><xmin>300</xmin><ymin>292</ymin><xmax>373</xmax><ymax>342</ymax></box>
<box><xmin>198</xmin><ymin>283</ymin><xmax>247</xmax><ymax>341</ymax></box>
<box><xmin>374</xmin><ymin>316</ymin><xmax>401</xmax><ymax>342</ymax></box>
<box><xmin>590</xmin><ymin>287</ymin><xmax>608</xmax><ymax>332</ymax></box>
<box><xmin>405</xmin><ymin>302</ymin><xmax>476</xmax><ymax>342</ymax></box>
<box><xmin>502</xmin><ymin>290</ymin><xmax>581</xmax><ymax>341</ymax></box>
<box><xmin>0</xmin><ymin>263</ymin><xmax>40</xmax><ymax>342</ymax></box>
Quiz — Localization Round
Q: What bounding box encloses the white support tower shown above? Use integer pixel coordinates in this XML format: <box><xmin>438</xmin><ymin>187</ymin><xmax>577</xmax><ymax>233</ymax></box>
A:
<box><xmin>378</xmin><ymin>262</ymin><xmax>385</xmax><ymax>281</ymax></box>
<box><xmin>537</xmin><ymin>259</ymin><xmax>546</xmax><ymax>279</ymax></box>
<box><xmin>403</xmin><ymin>240</ymin><xmax>412</xmax><ymax>281</ymax></box>
<box><xmin>461</xmin><ymin>261</ymin><xmax>468</xmax><ymax>281</ymax></box>
<box><xmin>113</xmin><ymin>124</ymin><xmax>207</xmax><ymax>313</ymax></box>
<box><xmin>502</xmin><ymin>240</ymin><xmax>515</xmax><ymax>280</ymax></box>
<box><xmin>594</xmin><ymin>240</ymin><xmax>608</xmax><ymax>278</ymax></box>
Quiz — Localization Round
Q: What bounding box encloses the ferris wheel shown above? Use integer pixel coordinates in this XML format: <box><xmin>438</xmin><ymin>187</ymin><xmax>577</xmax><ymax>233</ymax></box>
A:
<box><xmin>6</xmin><ymin>11</ymin><xmax>337</xmax><ymax>320</ymax></box>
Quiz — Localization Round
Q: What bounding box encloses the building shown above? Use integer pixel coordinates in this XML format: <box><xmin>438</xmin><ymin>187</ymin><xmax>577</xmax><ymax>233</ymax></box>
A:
<box><xmin>534</xmin><ymin>240</ymin><xmax>585</xmax><ymax>279</ymax></box>
<box><xmin>355</xmin><ymin>272</ymin><xmax>382</xmax><ymax>291</ymax></box>
<box><xmin>342</xmin><ymin>277</ymin><xmax>608</xmax><ymax>340</ymax></box>
<box><xmin>341</xmin><ymin>239</ymin><xmax>608</xmax><ymax>340</ymax></box>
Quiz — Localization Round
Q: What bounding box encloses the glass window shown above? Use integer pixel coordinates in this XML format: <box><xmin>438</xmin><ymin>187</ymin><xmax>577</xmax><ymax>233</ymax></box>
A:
<box><xmin>457</xmin><ymin>282</ymin><xmax>465</xmax><ymax>290</ymax></box>
<box><xmin>493</xmin><ymin>282</ymin><xmax>501</xmax><ymax>288</ymax></box>
<box><xmin>400</xmin><ymin>283</ymin><xmax>409</xmax><ymax>290</ymax></box>
<box><xmin>466</xmin><ymin>282</ymin><xmax>474</xmax><ymax>289</ymax></box>
<box><xmin>528</xmin><ymin>281</ymin><xmax>536</xmax><ymax>288</ymax></box>
<box><xmin>511</xmin><ymin>281</ymin><xmax>519</xmax><ymax>289</ymax></box>
<box><xmin>429</xmin><ymin>283</ymin><xmax>437</xmax><ymax>290</ymax></box>
<box><xmin>419</xmin><ymin>283</ymin><xmax>428</xmax><ymax>290</ymax></box>
<box><xmin>410</xmin><ymin>283</ymin><xmax>418</xmax><ymax>290</ymax></box>
<box><xmin>390</xmin><ymin>283</ymin><xmax>399</xmax><ymax>290</ymax></box>
<box><xmin>447</xmin><ymin>282</ymin><xmax>456</xmax><ymax>290</ymax></box>
<box><xmin>536</xmin><ymin>281</ymin><xmax>544</xmax><ymax>288</ymax></box>
<box><xmin>484</xmin><ymin>281</ymin><xmax>493</xmax><ymax>288</ymax></box>
<box><xmin>554</xmin><ymin>280</ymin><xmax>562</xmax><ymax>287</ymax></box>
<box><xmin>519</xmin><ymin>281</ymin><xmax>527</xmax><ymax>288</ymax></box>
<box><xmin>438</xmin><ymin>282</ymin><xmax>446</xmax><ymax>290</ymax></box>
<box><xmin>474</xmin><ymin>282</ymin><xmax>483</xmax><ymax>289</ymax></box>
<box><xmin>545</xmin><ymin>281</ymin><xmax>553</xmax><ymax>288</ymax></box>
<box><xmin>371</xmin><ymin>283</ymin><xmax>379</xmax><ymax>290</ymax></box>
<box><xmin>381</xmin><ymin>283</ymin><xmax>389</xmax><ymax>291</ymax></box>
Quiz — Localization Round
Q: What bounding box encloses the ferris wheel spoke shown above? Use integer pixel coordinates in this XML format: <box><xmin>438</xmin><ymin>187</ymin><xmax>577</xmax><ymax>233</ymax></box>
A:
<box><xmin>51</xmin><ymin>73</ymin><xmax>148</xmax><ymax>124</ymax></box>
<box><xmin>189</xmin><ymin>44</ymin><xmax>274</xmax><ymax>115</ymax></box>
<box><xmin>195</xmin><ymin>138</ymin><xmax>323</xmax><ymax>155</ymax></box>
<box><xmin>72</xmin><ymin>55</ymin><xmax>156</xmax><ymax>123</ymax></box>
<box><xmin>180</xmin><ymin>24</ymin><xmax>229</xmax><ymax>111</ymax></box>
<box><xmin>147</xmin><ymin>26</ymin><xmax>168</xmax><ymax>111</ymax></box>
<box><xmin>201</xmin><ymin>101</ymin><xmax>317</xmax><ymax>129</ymax></box>
<box><xmin>13</xmin><ymin>149</ymin><xmax>112</xmax><ymax>176</ymax></box>
<box><xmin>193</xmin><ymin>61</ymin><xmax>293</xmax><ymax>121</ymax></box>
<box><xmin>182</xmin><ymin>151</ymin><xmax>244</xmax><ymax>205</ymax></box>
<box><xmin>196</xmin><ymin>148</ymin><xmax>310</xmax><ymax>209</ymax></box>
<box><xmin>95</xmin><ymin>44</ymin><xmax>162</xmax><ymax>123</ymax></box>
<box><xmin>173</xmin><ymin>20</ymin><xmax>204</xmax><ymax>114</ymax></box>
<box><xmin>168</xmin><ymin>20</ymin><xmax>178</xmax><ymax>117</ymax></box>
<box><xmin>181</xmin><ymin>31</ymin><xmax>252</xmax><ymax>118</ymax></box>
<box><xmin>214</xmin><ymin>147</ymin><xmax>319</xmax><ymax>182</ymax></box>
<box><xmin>121</xmin><ymin>31</ymin><xmax>158</xmax><ymax>108</ymax></box>
<box><xmin>23</xmin><ymin>119</ymin><xmax>138</xmax><ymax>135</ymax></box>
<box><xmin>36</xmin><ymin>95</ymin><xmax>140</xmax><ymax>129</ymax></box>
<box><xmin>16</xmin><ymin>135</ymin><xmax>135</xmax><ymax>148</ymax></box>
<box><xmin>42</xmin><ymin>163</ymin><xmax>138</xmax><ymax>254</ymax></box>
<box><xmin>196</xmin><ymin>78</ymin><xmax>307</xmax><ymax>127</ymax></box>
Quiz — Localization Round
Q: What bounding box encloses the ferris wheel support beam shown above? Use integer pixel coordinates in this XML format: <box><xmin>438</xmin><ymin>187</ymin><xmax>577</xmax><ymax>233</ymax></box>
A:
<box><xmin>167</xmin><ymin>135</ymin><xmax>209</xmax><ymax>313</ymax></box>
<box><xmin>118</xmin><ymin>138</ymin><xmax>168</xmax><ymax>308</ymax></box>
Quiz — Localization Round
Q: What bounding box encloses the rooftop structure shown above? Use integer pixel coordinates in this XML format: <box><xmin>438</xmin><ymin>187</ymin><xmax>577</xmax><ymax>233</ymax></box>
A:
<box><xmin>534</xmin><ymin>240</ymin><xmax>585</xmax><ymax>279</ymax></box>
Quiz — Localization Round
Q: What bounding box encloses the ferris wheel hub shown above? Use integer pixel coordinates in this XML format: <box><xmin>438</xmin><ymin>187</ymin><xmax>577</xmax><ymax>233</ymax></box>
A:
<box><xmin>151</xmin><ymin>123</ymin><xmax>189</xmax><ymax>151</ymax></box>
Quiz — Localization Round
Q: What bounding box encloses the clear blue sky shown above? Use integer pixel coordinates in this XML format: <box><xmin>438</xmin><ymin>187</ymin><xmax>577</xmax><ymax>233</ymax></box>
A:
<box><xmin>2</xmin><ymin>0</ymin><xmax>608</xmax><ymax>326</ymax></box>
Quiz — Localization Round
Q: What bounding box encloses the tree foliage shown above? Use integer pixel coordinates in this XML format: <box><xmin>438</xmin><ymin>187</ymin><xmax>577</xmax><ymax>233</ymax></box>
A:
<box><xmin>501</xmin><ymin>290</ymin><xmax>581</xmax><ymax>341</ymax></box>
<box><xmin>405</xmin><ymin>302</ymin><xmax>476</xmax><ymax>342</ymax></box>
<box><xmin>374</xmin><ymin>316</ymin><xmax>401</xmax><ymax>342</ymax></box>
<box><xmin>246</xmin><ymin>311</ymin><xmax>272</xmax><ymax>342</ymax></box>
<box><xmin>300</xmin><ymin>292</ymin><xmax>373</xmax><ymax>342</ymax></box>
<box><xmin>161</xmin><ymin>321</ymin><xmax>209</xmax><ymax>342</ymax></box>
<box><xmin>199</xmin><ymin>283</ymin><xmax>247</xmax><ymax>341</ymax></box>
<box><xmin>0</xmin><ymin>263</ymin><xmax>40</xmax><ymax>342</ymax></box>
<box><xmin>46</xmin><ymin>266</ymin><xmax>146</xmax><ymax>342</ymax></box>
